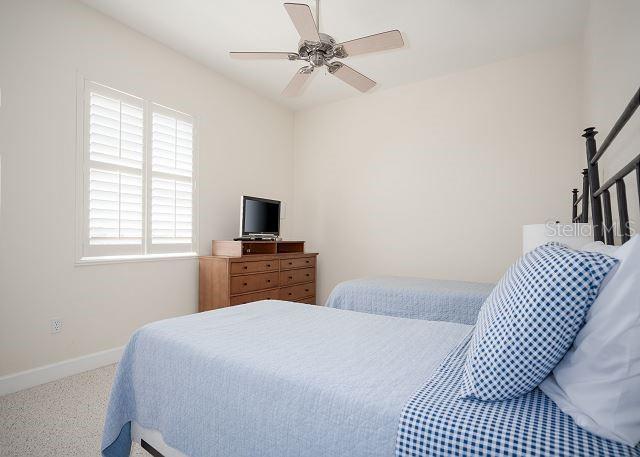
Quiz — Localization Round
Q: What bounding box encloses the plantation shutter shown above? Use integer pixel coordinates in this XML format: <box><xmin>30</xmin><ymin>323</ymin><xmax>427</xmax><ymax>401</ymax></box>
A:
<box><xmin>86</xmin><ymin>84</ymin><xmax>144</xmax><ymax>256</ymax></box>
<box><xmin>150</xmin><ymin>108</ymin><xmax>194</xmax><ymax>250</ymax></box>
<box><xmin>80</xmin><ymin>80</ymin><xmax>196</xmax><ymax>260</ymax></box>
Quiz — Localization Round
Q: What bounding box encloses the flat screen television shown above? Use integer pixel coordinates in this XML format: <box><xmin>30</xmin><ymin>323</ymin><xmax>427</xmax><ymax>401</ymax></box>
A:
<box><xmin>240</xmin><ymin>196</ymin><xmax>281</xmax><ymax>237</ymax></box>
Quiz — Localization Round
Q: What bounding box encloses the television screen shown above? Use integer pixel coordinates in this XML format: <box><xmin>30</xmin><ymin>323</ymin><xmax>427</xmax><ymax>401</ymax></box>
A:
<box><xmin>242</xmin><ymin>196</ymin><xmax>280</xmax><ymax>235</ymax></box>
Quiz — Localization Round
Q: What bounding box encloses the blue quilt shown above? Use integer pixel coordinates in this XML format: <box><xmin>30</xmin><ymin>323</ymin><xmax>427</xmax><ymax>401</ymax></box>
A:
<box><xmin>102</xmin><ymin>300</ymin><xmax>471</xmax><ymax>457</ymax></box>
<box><xmin>325</xmin><ymin>277</ymin><xmax>494</xmax><ymax>324</ymax></box>
<box><xmin>396</xmin><ymin>333</ymin><xmax>640</xmax><ymax>457</ymax></box>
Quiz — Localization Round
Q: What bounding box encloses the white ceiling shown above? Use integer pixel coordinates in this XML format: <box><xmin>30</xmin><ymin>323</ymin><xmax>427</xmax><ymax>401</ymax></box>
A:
<box><xmin>80</xmin><ymin>0</ymin><xmax>586</xmax><ymax>111</ymax></box>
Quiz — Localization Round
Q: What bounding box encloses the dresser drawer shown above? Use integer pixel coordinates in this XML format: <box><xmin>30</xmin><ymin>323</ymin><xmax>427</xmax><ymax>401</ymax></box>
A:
<box><xmin>280</xmin><ymin>257</ymin><xmax>315</xmax><ymax>270</ymax></box>
<box><xmin>296</xmin><ymin>296</ymin><xmax>316</xmax><ymax>305</ymax></box>
<box><xmin>230</xmin><ymin>260</ymin><xmax>277</xmax><ymax>275</ymax></box>
<box><xmin>280</xmin><ymin>283</ymin><xmax>315</xmax><ymax>301</ymax></box>
<box><xmin>279</xmin><ymin>267</ymin><xmax>315</xmax><ymax>286</ymax></box>
<box><xmin>230</xmin><ymin>272</ymin><xmax>279</xmax><ymax>294</ymax></box>
<box><xmin>229</xmin><ymin>289</ymin><xmax>279</xmax><ymax>306</ymax></box>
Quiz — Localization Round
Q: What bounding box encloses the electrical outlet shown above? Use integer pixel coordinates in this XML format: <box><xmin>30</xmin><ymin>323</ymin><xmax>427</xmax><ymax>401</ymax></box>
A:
<box><xmin>50</xmin><ymin>318</ymin><xmax>62</xmax><ymax>334</ymax></box>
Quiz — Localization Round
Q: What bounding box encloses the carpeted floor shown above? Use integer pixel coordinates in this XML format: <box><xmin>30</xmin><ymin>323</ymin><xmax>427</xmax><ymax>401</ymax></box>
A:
<box><xmin>0</xmin><ymin>364</ymin><xmax>143</xmax><ymax>457</ymax></box>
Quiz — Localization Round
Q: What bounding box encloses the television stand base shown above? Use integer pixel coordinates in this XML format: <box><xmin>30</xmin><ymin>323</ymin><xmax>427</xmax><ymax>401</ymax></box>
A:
<box><xmin>212</xmin><ymin>240</ymin><xmax>305</xmax><ymax>257</ymax></box>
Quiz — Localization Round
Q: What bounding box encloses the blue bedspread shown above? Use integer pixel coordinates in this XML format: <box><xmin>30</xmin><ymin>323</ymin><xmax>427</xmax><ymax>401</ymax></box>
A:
<box><xmin>102</xmin><ymin>300</ymin><xmax>471</xmax><ymax>457</ymax></box>
<box><xmin>325</xmin><ymin>277</ymin><xmax>495</xmax><ymax>324</ymax></box>
<box><xmin>397</xmin><ymin>334</ymin><xmax>640</xmax><ymax>457</ymax></box>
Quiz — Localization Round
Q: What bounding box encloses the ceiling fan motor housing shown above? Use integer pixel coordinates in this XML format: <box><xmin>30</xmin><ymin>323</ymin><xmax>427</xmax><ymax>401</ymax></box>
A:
<box><xmin>299</xmin><ymin>32</ymin><xmax>337</xmax><ymax>67</ymax></box>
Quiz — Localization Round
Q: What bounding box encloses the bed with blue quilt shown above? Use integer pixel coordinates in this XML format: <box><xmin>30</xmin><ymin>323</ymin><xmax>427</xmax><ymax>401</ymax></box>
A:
<box><xmin>102</xmin><ymin>298</ymin><xmax>638</xmax><ymax>457</ymax></box>
<box><xmin>325</xmin><ymin>276</ymin><xmax>495</xmax><ymax>324</ymax></box>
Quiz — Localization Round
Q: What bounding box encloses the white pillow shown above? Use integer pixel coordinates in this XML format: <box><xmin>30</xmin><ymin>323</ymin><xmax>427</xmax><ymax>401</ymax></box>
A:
<box><xmin>580</xmin><ymin>240</ymin><xmax>620</xmax><ymax>256</ymax></box>
<box><xmin>540</xmin><ymin>235</ymin><xmax>640</xmax><ymax>446</ymax></box>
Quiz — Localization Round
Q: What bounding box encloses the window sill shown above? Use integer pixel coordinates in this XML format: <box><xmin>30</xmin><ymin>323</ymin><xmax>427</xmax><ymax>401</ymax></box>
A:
<box><xmin>75</xmin><ymin>252</ymin><xmax>198</xmax><ymax>266</ymax></box>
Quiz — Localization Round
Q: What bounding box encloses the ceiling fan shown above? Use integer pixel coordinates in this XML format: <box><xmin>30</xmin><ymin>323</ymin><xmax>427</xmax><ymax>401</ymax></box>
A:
<box><xmin>230</xmin><ymin>2</ymin><xmax>404</xmax><ymax>97</ymax></box>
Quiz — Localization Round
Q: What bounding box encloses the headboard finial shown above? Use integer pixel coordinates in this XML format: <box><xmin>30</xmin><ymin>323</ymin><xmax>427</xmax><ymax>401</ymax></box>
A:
<box><xmin>582</xmin><ymin>127</ymin><xmax>598</xmax><ymax>138</ymax></box>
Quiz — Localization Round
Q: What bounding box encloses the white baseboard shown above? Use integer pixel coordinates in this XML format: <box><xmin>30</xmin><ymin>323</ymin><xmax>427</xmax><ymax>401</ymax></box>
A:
<box><xmin>0</xmin><ymin>346</ymin><xmax>125</xmax><ymax>396</ymax></box>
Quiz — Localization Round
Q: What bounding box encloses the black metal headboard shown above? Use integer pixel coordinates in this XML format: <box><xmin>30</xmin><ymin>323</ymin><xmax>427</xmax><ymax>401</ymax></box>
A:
<box><xmin>572</xmin><ymin>87</ymin><xmax>640</xmax><ymax>245</ymax></box>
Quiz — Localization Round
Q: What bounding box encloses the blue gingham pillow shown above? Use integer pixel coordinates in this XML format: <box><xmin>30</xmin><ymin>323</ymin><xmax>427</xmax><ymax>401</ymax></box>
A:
<box><xmin>459</xmin><ymin>243</ymin><xmax>617</xmax><ymax>401</ymax></box>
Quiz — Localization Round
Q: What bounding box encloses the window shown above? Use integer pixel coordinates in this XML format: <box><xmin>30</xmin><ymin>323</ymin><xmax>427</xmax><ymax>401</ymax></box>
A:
<box><xmin>79</xmin><ymin>80</ymin><xmax>197</xmax><ymax>260</ymax></box>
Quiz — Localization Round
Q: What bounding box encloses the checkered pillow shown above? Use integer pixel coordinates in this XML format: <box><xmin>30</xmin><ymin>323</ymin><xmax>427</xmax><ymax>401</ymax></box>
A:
<box><xmin>459</xmin><ymin>243</ymin><xmax>617</xmax><ymax>401</ymax></box>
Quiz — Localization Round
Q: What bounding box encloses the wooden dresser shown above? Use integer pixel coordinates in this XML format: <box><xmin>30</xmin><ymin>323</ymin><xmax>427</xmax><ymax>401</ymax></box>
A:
<box><xmin>198</xmin><ymin>240</ymin><xmax>318</xmax><ymax>312</ymax></box>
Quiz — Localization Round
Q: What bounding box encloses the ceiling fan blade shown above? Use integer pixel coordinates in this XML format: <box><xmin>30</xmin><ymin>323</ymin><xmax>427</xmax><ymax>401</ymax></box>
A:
<box><xmin>336</xmin><ymin>30</ymin><xmax>404</xmax><ymax>57</ymax></box>
<box><xmin>284</xmin><ymin>3</ymin><xmax>320</xmax><ymax>43</ymax></box>
<box><xmin>282</xmin><ymin>67</ymin><xmax>315</xmax><ymax>97</ymax></box>
<box><xmin>328</xmin><ymin>63</ymin><xmax>376</xmax><ymax>93</ymax></box>
<box><xmin>230</xmin><ymin>52</ymin><xmax>298</xmax><ymax>60</ymax></box>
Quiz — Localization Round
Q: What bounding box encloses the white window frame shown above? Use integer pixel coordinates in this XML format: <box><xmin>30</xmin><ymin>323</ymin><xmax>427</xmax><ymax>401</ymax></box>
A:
<box><xmin>75</xmin><ymin>77</ymin><xmax>198</xmax><ymax>264</ymax></box>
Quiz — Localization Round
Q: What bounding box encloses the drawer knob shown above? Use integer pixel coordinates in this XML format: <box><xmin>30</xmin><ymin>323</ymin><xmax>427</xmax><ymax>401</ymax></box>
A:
<box><xmin>288</xmin><ymin>276</ymin><xmax>293</xmax><ymax>280</ymax></box>
<box><xmin>305</xmin><ymin>289</ymin><xmax>309</xmax><ymax>292</ymax></box>
<box><xmin>267</xmin><ymin>264</ymin><xmax>271</xmax><ymax>267</ymax></box>
<box><xmin>305</xmin><ymin>260</ymin><xmax>309</xmax><ymax>263</ymax></box>
<box><xmin>243</xmin><ymin>282</ymin><xmax>248</xmax><ymax>286</ymax></box>
<box><xmin>306</xmin><ymin>273</ymin><xmax>310</xmax><ymax>277</ymax></box>
<box><xmin>243</xmin><ymin>266</ymin><xmax>248</xmax><ymax>270</ymax></box>
<box><xmin>288</xmin><ymin>292</ymin><xmax>292</xmax><ymax>296</ymax></box>
<box><xmin>267</xmin><ymin>280</ymin><xmax>271</xmax><ymax>283</ymax></box>
<box><xmin>288</xmin><ymin>262</ymin><xmax>292</xmax><ymax>265</ymax></box>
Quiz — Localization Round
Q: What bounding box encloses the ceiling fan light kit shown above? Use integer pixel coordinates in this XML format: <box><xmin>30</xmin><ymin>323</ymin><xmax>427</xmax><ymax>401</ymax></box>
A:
<box><xmin>230</xmin><ymin>2</ymin><xmax>404</xmax><ymax>97</ymax></box>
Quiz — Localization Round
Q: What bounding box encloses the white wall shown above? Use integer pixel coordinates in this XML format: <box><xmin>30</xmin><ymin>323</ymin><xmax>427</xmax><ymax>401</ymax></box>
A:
<box><xmin>0</xmin><ymin>0</ymin><xmax>293</xmax><ymax>376</ymax></box>
<box><xmin>292</xmin><ymin>44</ymin><xmax>584</xmax><ymax>302</ymax></box>
<box><xmin>4</xmin><ymin>0</ymin><xmax>632</xmax><ymax>382</ymax></box>
<box><xmin>582</xmin><ymin>0</ymin><xmax>640</xmax><ymax>229</ymax></box>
